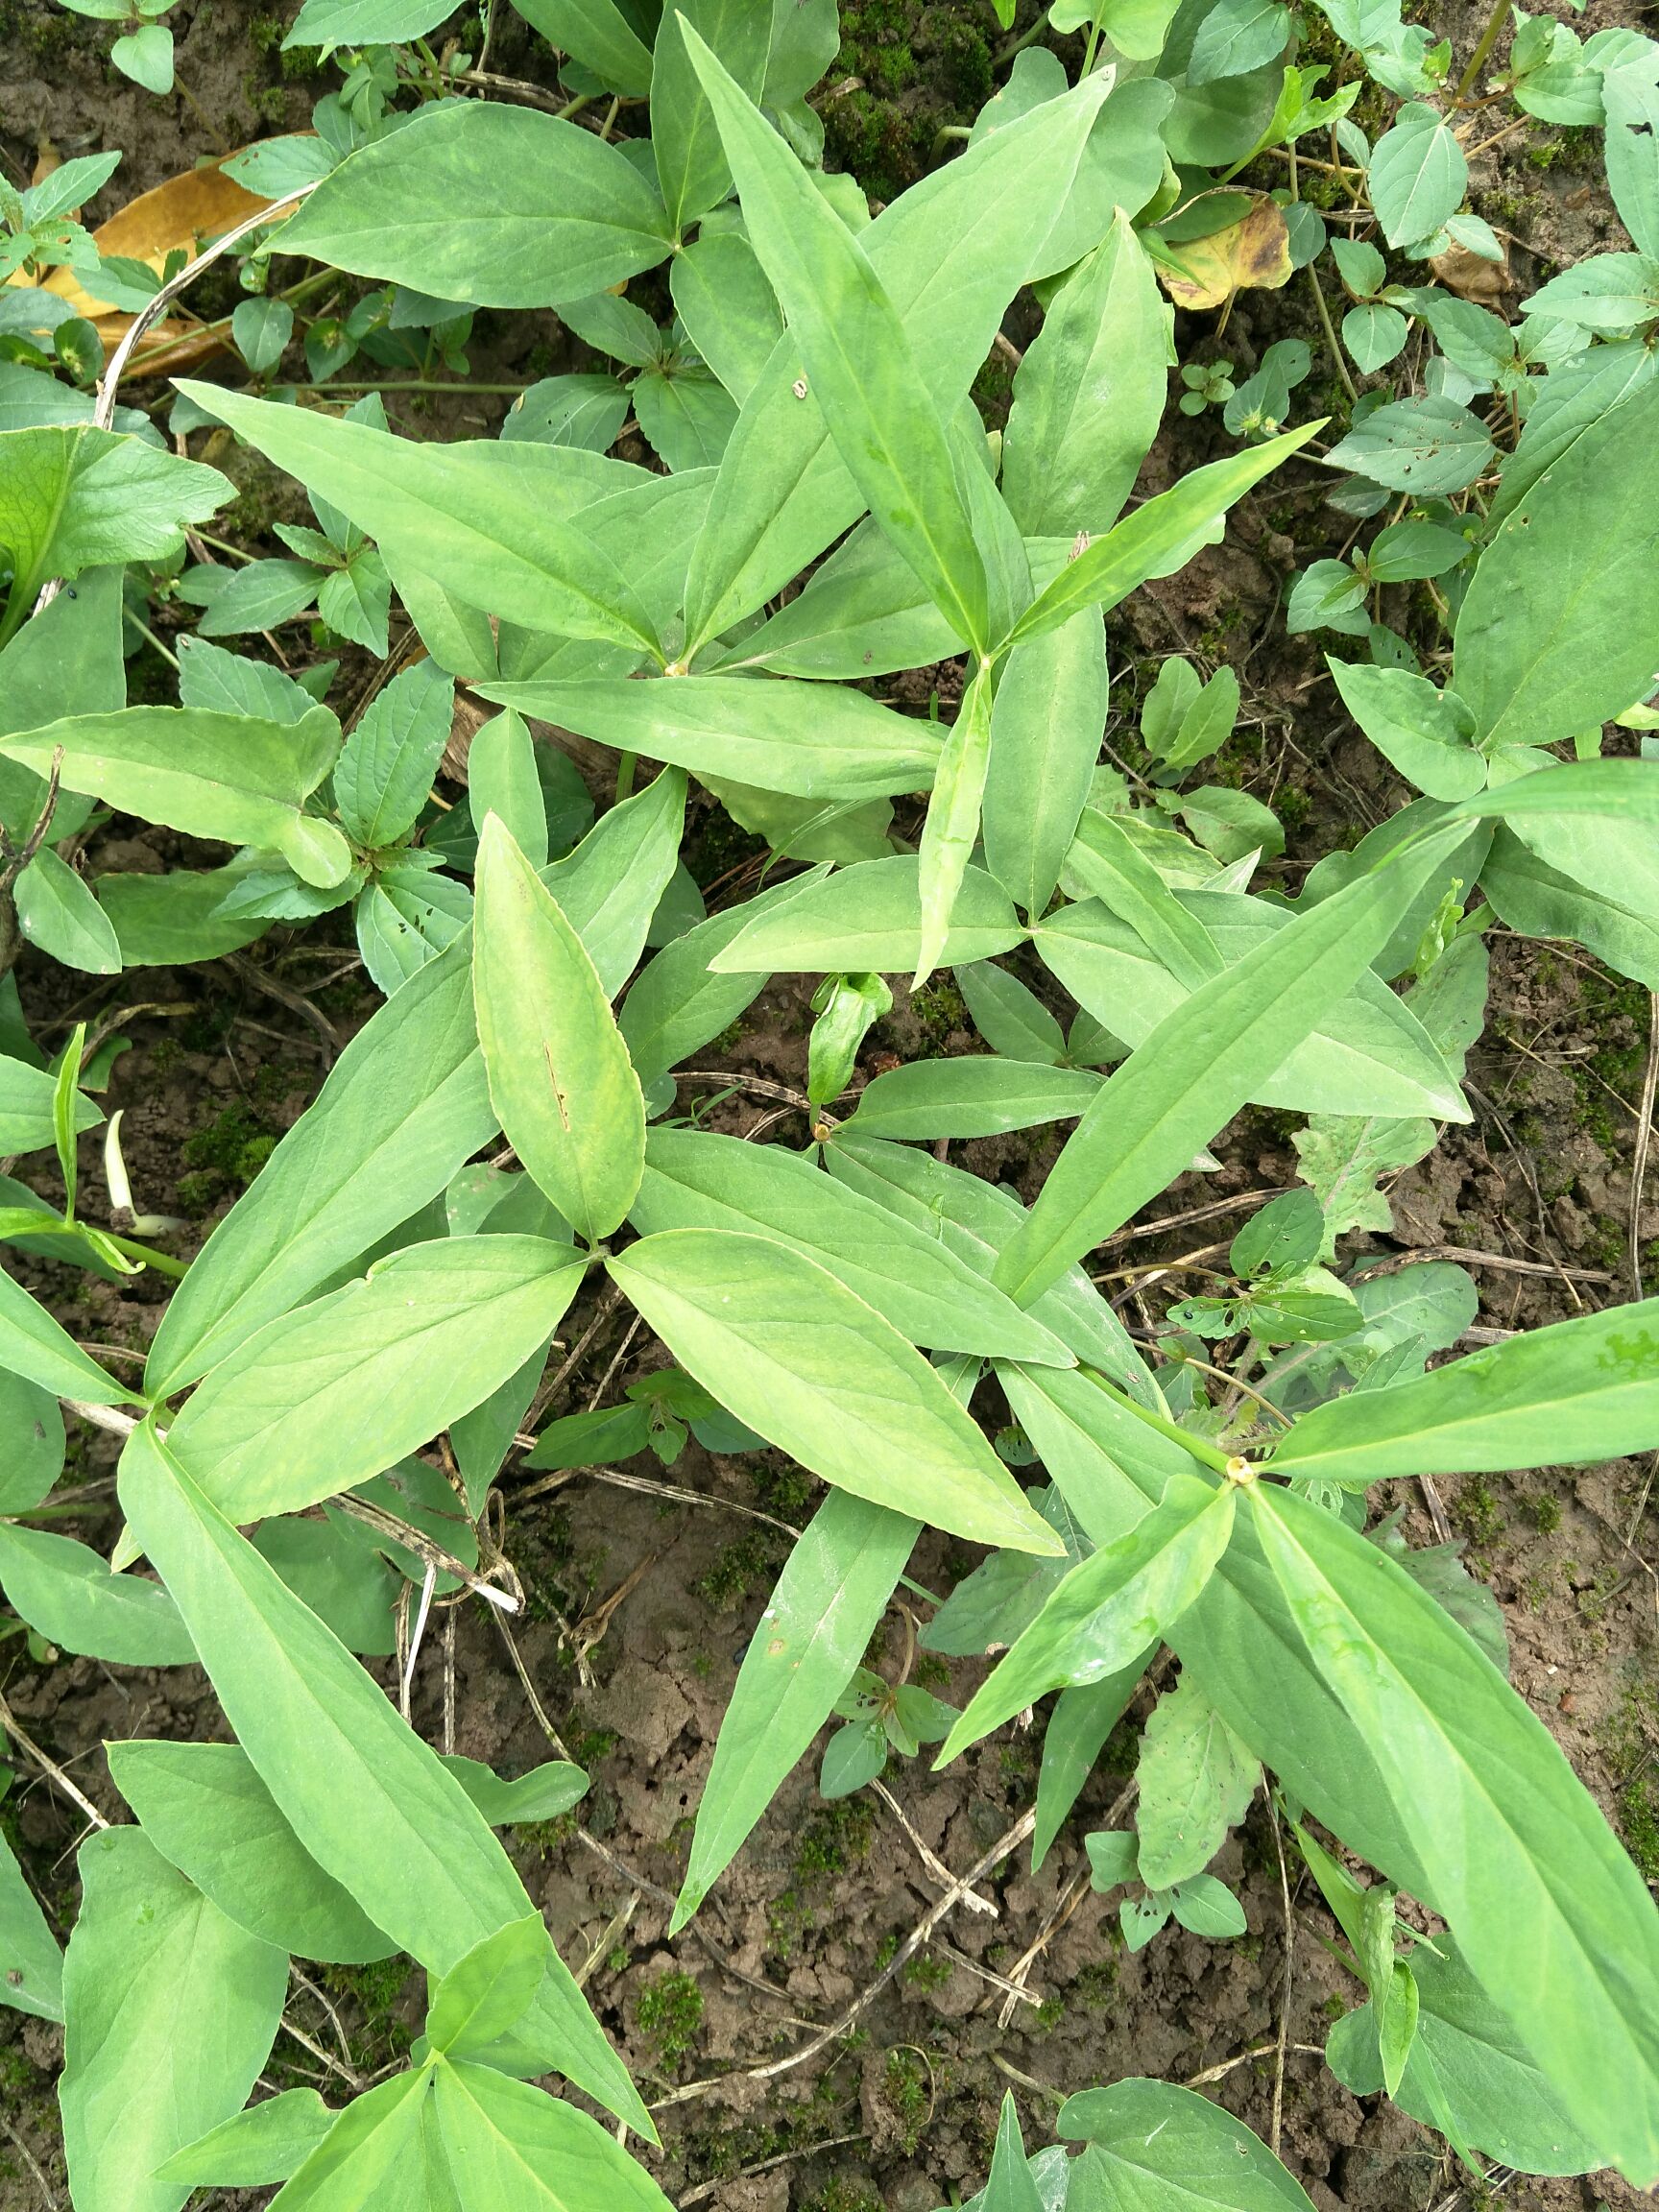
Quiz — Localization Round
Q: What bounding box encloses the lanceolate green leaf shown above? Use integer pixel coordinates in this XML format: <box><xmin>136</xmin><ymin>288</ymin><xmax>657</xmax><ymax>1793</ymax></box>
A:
<box><xmin>481</xmin><ymin>674</ymin><xmax>944</xmax><ymax>804</ymax></box>
<box><xmin>146</xmin><ymin>929</ymin><xmax>497</xmax><ymax>1396</ymax></box>
<box><xmin>0</xmin><ymin>1265</ymin><xmax>142</xmax><ymax>1405</ymax></box>
<box><xmin>1</xmin><ymin>1830</ymin><xmax>62</xmax><ymax>2023</ymax></box>
<box><xmin>684</xmin><ymin>22</ymin><xmax>991</xmax><ymax>651</ymax></box>
<box><xmin>542</xmin><ymin>764</ymin><xmax>687</xmax><ymax>998</ymax></box>
<box><xmin>512</xmin><ymin>0</ymin><xmax>654</xmax><ymax>93</ymax></box>
<box><xmin>652</xmin><ymin>0</ymin><xmax>769</xmax><ymax>233</ymax></box>
<box><xmin>1006</xmin><ymin>425</ymin><xmax>1321</xmax><ymax>648</ymax></box>
<box><xmin>152</xmin><ymin>2089</ymin><xmax>334</xmax><ymax>2190</ymax></box>
<box><xmin>116</xmin><ymin>1426</ymin><xmax>656</xmax><ymax>2139</ymax></box>
<box><xmin>1271</xmin><ymin>1297</ymin><xmax>1659</xmax><ymax>1488</ymax></box>
<box><xmin>0</xmin><ymin>706</ymin><xmax>350</xmax><ymax>889</ymax></box>
<box><xmin>916</xmin><ymin>666</ymin><xmax>993</xmax><ymax>983</ymax></box>
<box><xmin>1248</xmin><ymin>1481</ymin><xmax>1659</xmax><ymax>2183</ymax></box>
<box><xmin>165</xmin><ymin>1237</ymin><xmax>583</xmax><ymax>1519</ymax></box>
<box><xmin>60</xmin><ymin>1826</ymin><xmax>287</xmax><ymax>2212</ymax></box>
<box><xmin>472</xmin><ymin>817</ymin><xmax>644</xmax><ymax>1239</ymax></box>
<box><xmin>608</xmin><ymin>1228</ymin><xmax>1065</xmax><ymax>1554</ymax></box>
<box><xmin>935</xmin><ymin>1476</ymin><xmax>1237</xmax><ymax>1766</ymax></box>
<box><xmin>674</xmin><ymin>1494</ymin><xmax>915</xmax><ymax>1930</ymax></box>
<box><xmin>709</xmin><ymin>854</ymin><xmax>1023</xmax><ymax>974</ymax></box>
<box><xmin>106</xmin><ymin>1740</ymin><xmax>398</xmax><ymax>1965</ymax></box>
<box><xmin>994</xmin><ymin>821</ymin><xmax>1471</xmax><ymax>1307</ymax></box>
<box><xmin>276</xmin><ymin>102</ymin><xmax>673</xmax><ymax>305</ymax></box>
<box><xmin>982</xmin><ymin>607</ymin><xmax>1109</xmax><ymax>920</ymax></box>
<box><xmin>177</xmin><ymin>383</ymin><xmax>660</xmax><ymax>655</ymax></box>
<box><xmin>630</xmin><ymin>1126</ymin><xmax>1075</xmax><ymax>1365</ymax></box>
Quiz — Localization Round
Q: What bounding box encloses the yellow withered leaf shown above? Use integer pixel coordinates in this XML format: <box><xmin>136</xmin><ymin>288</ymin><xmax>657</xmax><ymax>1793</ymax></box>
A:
<box><xmin>1156</xmin><ymin>195</ymin><xmax>1293</xmax><ymax>314</ymax></box>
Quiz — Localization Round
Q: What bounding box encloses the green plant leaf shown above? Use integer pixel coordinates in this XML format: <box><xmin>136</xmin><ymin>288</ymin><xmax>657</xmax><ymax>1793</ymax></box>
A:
<box><xmin>176</xmin><ymin>383</ymin><xmax>660</xmax><ymax>657</ymax></box>
<box><xmin>332</xmin><ymin>658</ymin><xmax>453</xmax><ymax>850</ymax></box>
<box><xmin>116</xmin><ymin>1426</ymin><xmax>656</xmax><ymax>2139</ymax></box>
<box><xmin>1134</xmin><ymin>1671</ymin><xmax>1261</xmax><ymax>1889</ymax></box>
<box><xmin>472</xmin><ymin>816</ymin><xmax>644</xmax><ymax>1239</ymax></box>
<box><xmin>427</xmin><ymin>1914</ymin><xmax>548</xmax><ymax>2056</ymax></box>
<box><xmin>431</xmin><ymin>2055</ymin><xmax>676</xmax><ymax>2209</ymax></box>
<box><xmin>652</xmin><ymin>0</ymin><xmax>770</xmax><ymax>233</ymax></box>
<box><xmin>0</xmin><ymin>1264</ymin><xmax>142</xmax><ymax>1404</ymax></box>
<box><xmin>709</xmin><ymin>854</ymin><xmax>1023</xmax><ymax>974</ymax></box>
<box><xmin>480</xmin><ymin>672</ymin><xmax>943</xmax><ymax>802</ymax></box>
<box><xmin>1032</xmin><ymin>1667</ymin><xmax>1151</xmax><ymax>1873</ymax></box>
<box><xmin>106</xmin><ymin>1740</ymin><xmax>398</xmax><ymax>1964</ymax></box>
<box><xmin>260</xmin><ymin>2067</ymin><xmax>435</xmax><ymax>2208</ymax></box>
<box><xmin>982</xmin><ymin>608</ymin><xmax>1109</xmax><ymax>921</ymax></box>
<box><xmin>1327</xmin><ymin>661</ymin><xmax>1485</xmax><ymax>803</ymax></box>
<box><xmin>1006</xmin><ymin>426</ymin><xmax>1319</xmax><ymax>648</ymax></box>
<box><xmin>1454</xmin><ymin>375</ymin><xmax>1659</xmax><ymax>751</ymax></box>
<box><xmin>1</xmin><ymin>1830</ymin><xmax>62</xmax><ymax>2022</ymax></box>
<box><xmin>165</xmin><ymin>1235</ymin><xmax>585</xmax><ymax>1519</ymax></box>
<box><xmin>935</xmin><ymin>1476</ymin><xmax>1237</xmax><ymax>1766</ymax></box>
<box><xmin>511</xmin><ymin>0</ymin><xmax>654</xmax><ymax>92</ymax></box>
<box><xmin>916</xmin><ymin>665</ymin><xmax>993</xmax><ymax>983</ymax></box>
<box><xmin>1367</xmin><ymin>102</ymin><xmax>1468</xmax><ymax>247</ymax></box>
<box><xmin>1270</xmin><ymin>1296</ymin><xmax>1659</xmax><ymax>1487</ymax></box>
<box><xmin>153</xmin><ymin>2089</ymin><xmax>334</xmax><ymax>2190</ymax></box>
<box><xmin>844</xmin><ymin>1057</ymin><xmax>1103</xmax><ymax>1140</ymax></box>
<box><xmin>994</xmin><ymin>821</ymin><xmax>1470</xmax><ymax>1306</ymax></box>
<box><xmin>12</xmin><ymin>846</ymin><xmax>123</xmax><ymax>974</ymax></box>
<box><xmin>984</xmin><ymin>2093</ymin><xmax>1046</xmax><ymax>2212</ymax></box>
<box><xmin>60</xmin><ymin>1826</ymin><xmax>287</xmax><ymax>2212</ymax></box>
<box><xmin>276</xmin><ymin>103</ymin><xmax>672</xmax><ymax>305</ymax></box>
<box><xmin>1246</xmin><ymin>1481</ymin><xmax>1659</xmax><ymax>2183</ymax></box>
<box><xmin>672</xmin><ymin>1489</ymin><xmax>916</xmax><ymax>1930</ymax></box>
<box><xmin>542</xmin><ymin>763</ymin><xmax>686</xmax><ymax>997</ymax></box>
<box><xmin>1002</xmin><ymin>211</ymin><xmax>1167</xmax><ymax>538</ymax></box>
<box><xmin>145</xmin><ymin>930</ymin><xmax>497</xmax><ymax>1395</ymax></box>
<box><xmin>0</xmin><ymin>1524</ymin><xmax>194</xmax><ymax>1665</ymax></box>
<box><xmin>0</xmin><ymin>706</ymin><xmax>350</xmax><ymax>888</ymax></box>
<box><xmin>630</xmin><ymin>1126</ymin><xmax>1074</xmax><ymax>1365</ymax></box>
<box><xmin>443</xmin><ymin>1756</ymin><xmax>589</xmax><ymax>1827</ymax></box>
<box><xmin>608</xmin><ymin>1228</ymin><xmax>1064</xmax><ymax>1554</ymax></box>
<box><xmin>1058</xmin><ymin>2078</ymin><xmax>1316</xmax><ymax>2211</ymax></box>
<box><xmin>466</xmin><ymin>709</ymin><xmax>545</xmax><ymax>869</ymax></box>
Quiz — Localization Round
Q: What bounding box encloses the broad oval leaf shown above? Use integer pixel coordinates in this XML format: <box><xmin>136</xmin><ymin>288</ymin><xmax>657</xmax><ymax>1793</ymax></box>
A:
<box><xmin>472</xmin><ymin>816</ymin><xmax>644</xmax><ymax>1239</ymax></box>
<box><xmin>0</xmin><ymin>1524</ymin><xmax>194</xmax><ymax>1666</ymax></box>
<box><xmin>1058</xmin><ymin>2079</ymin><xmax>1316</xmax><ymax>2212</ymax></box>
<box><xmin>607</xmin><ymin>1228</ymin><xmax>1064</xmax><ymax>1555</ymax></box>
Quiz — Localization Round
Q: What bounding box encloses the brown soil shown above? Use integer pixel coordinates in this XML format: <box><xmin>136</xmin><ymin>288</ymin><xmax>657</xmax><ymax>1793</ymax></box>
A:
<box><xmin>4</xmin><ymin>6</ymin><xmax>1658</xmax><ymax>2211</ymax></box>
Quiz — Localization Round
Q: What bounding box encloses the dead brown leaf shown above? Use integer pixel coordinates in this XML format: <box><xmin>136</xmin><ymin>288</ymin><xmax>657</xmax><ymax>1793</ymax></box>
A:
<box><xmin>1429</xmin><ymin>241</ymin><xmax>1511</xmax><ymax>304</ymax></box>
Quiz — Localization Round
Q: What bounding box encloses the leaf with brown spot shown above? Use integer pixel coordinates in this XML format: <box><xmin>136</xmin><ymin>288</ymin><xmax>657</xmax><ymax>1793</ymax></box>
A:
<box><xmin>1156</xmin><ymin>195</ymin><xmax>1293</xmax><ymax>313</ymax></box>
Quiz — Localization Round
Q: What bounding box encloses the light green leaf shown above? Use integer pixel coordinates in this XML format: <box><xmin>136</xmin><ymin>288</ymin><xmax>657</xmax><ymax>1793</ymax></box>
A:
<box><xmin>0</xmin><ymin>1049</ymin><xmax>99</xmax><ymax>1158</ymax></box>
<box><xmin>1007</xmin><ymin>425</ymin><xmax>1319</xmax><ymax>648</ymax></box>
<box><xmin>709</xmin><ymin>854</ymin><xmax>1023</xmax><ymax>974</ymax></box>
<box><xmin>673</xmin><ymin>1489</ymin><xmax>917</xmax><ymax>1931</ymax></box>
<box><xmin>1270</xmin><ymin>1295</ymin><xmax>1659</xmax><ymax>1487</ymax></box>
<box><xmin>725</xmin><ymin>512</ymin><xmax>961</xmax><ymax>680</ymax></box>
<box><xmin>1058</xmin><ymin>2079</ymin><xmax>1316</xmax><ymax>2212</ymax></box>
<box><xmin>1002</xmin><ymin>212</ymin><xmax>1167</xmax><ymax>538</ymax></box>
<box><xmin>106</xmin><ymin>1740</ymin><xmax>398</xmax><ymax>1964</ymax></box>
<box><xmin>1368</xmin><ymin>102</ymin><xmax>1468</xmax><ymax>247</ymax></box>
<box><xmin>984</xmin><ymin>2094</ymin><xmax>1046</xmax><ymax>2212</ymax></box>
<box><xmin>936</xmin><ymin>1476</ymin><xmax>1237</xmax><ymax>1765</ymax></box>
<box><xmin>1453</xmin><ymin>375</ymin><xmax>1659</xmax><ymax>750</ymax></box>
<box><xmin>116</xmin><ymin>1427</ymin><xmax>656</xmax><ymax>2138</ymax></box>
<box><xmin>0</xmin><ymin>1264</ymin><xmax>142</xmax><ymax>1404</ymax></box>
<box><xmin>145</xmin><ymin>930</ymin><xmax>497</xmax><ymax>1395</ymax></box>
<box><xmin>511</xmin><ymin>0</ymin><xmax>654</xmax><ymax>92</ymax></box>
<box><xmin>1033</xmin><ymin>1667</ymin><xmax>1150</xmax><ymax>1874</ymax></box>
<box><xmin>684</xmin><ymin>21</ymin><xmax>991</xmax><ymax>650</ymax></box>
<box><xmin>276</xmin><ymin>103</ymin><xmax>672</xmax><ymax>306</ymax></box>
<box><xmin>0</xmin><ymin>425</ymin><xmax>228</xmax><ymax>631</ymax></box>
<box><xmin>993</xmin><ymin>821</ymin><xmax>1470</xmax><ymax>1307</ymax></box>
<box><xmin>845</xmin><ymin>1057</ymin><xmax>1102</xmax><ymax>1140</ymax></box>
<box><xmin>0</xmin><ymin>1524</ymin><xmax>194</xmax><ymax>1665</ymax></box>
<box><xmin>153</xmin><ymin>2089</ymin><xmax>334</xmax><ymax>2190</ymax></box>
<box><xmin>176</xmin><ymin>382</ymin><xmax>660</xmax><ymax>656</ymax></box>
<box><xmin>443</xmin><ymin>1756</ymin><xmax>589</xmax><ymax>1827</ymax></box>
<box><xmin>12</xmin><ymin>846</ymin><xmax>123</xmax><ymax>974</ymax></box>
<box><xmin>1247</xmin><ymin>1481</ymin><xmax>1659</xmax><ymax>2183</ymax></box>
<box><xmin>1135</xmin><ymin>1671</ymin><xmax>1261</xmax><ymax>1888</ymax></box>
<box><xmin>60</xmin><ymin>1826</ymin><xmax>287</xmax><ymax>2212</ymax></box>
<box><xmin>427</xmin><ymin>1914</ymin><xmax>548</xmax><ymax>2056</ymax></box>
<box><xmin>262</xmin><ymin>2068</ymin><xmax>434</xmax><ymax>2209</ymax></box>
<box><xmin>607</xmin><ymin>1228</ymin><xmax>1064</xmax><ymax>1554</ymax></box>
<box><xmin>467</xmin><ymin>709</ymin><xmax>544</xmax><ymax>868</ymax></box>
<box><xmin>432</xmin><ymin>2056</ymin><xmax>675</xmax><ymax>2209</ymax></box>
<box><xmin>473</xmin><ymin>816</ymin><xmax>643</xmax><ymax>1238</ymax></box>
<box><xmin>0</xmin><ymin>1368</ymin><xmax>63</xmax><ymax>1513</ymax></box>
<box><xmin>1481</xmin><ymin>827</ymin><xmax>1659</xmax><ymax>991</ymax></box>
<box><xmin>542</xmin><ymin>764</ymin><xmax>686</xmax><ymax>998</ymax></box>
<box><xmin>1</xmin><ymin>1830</ymin><xmax>62</xmax><ymax>2023</ymax></box>
<box><xmin>332</xmin><ymin>658</ymin><xmax>453</xmax><ymax>849</ymax></box>
<box><xmin>669</xmin><ymin>229</ymin><xmax>783</xmax><ymax>405</ymax></box>
<box><xmin>478</xmin><ymin>672</ymin><xmax>943</xmax><ymax>803</ymax></box>
<box><xmin>652</xmin><ymin>0</ymin><xmax>770</xmax><ymax>232</ymax></box>
<box><xmin>0</xmin><ymin>705</ymin><xmax>350</xmax><ymax>888</ymax></box>
<box><xmin>166</xmin><ymin>1235</ymin><xmax>586</xmax><ymax>1519</ymax></box>
<box><xmin>630</xmin><ymin>1125</ymin><xmax>1075</xmax><ymax>1366</ymax></box>
<box><xmin>1063</xmin><ymin>810</ymin><xmax>1222</xmax><ymax>990</ymax></box>
<box><xmin>916</xmin><ymin>665</ymin><xmax>993</xmax><ymax>984</ymax></box>
<box><xmin>982</xmin><ymin>607</ymin><xmax>1109</xmax><ymax>920</ymax></box>
<box><xmin>1327</xmin><ymin>660</ymin><xmax>1485</xmax><ymax>803</ymax></box>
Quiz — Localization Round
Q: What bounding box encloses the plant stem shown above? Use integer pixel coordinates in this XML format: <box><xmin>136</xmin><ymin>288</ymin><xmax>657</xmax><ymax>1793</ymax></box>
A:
<box><xmin>1454</xmin><ymin>0</ymin><xmax>1510</xmax><ymax>103</ymax></box>
<box><xmin>1081</xmin><ymin>1368</ymin><xmax>1234</xmax><ymax>1476</ymax></box>
<box><xmin>1307</xmin><ymin>261</ymin><xmax>1359</xmax><ymax>407</ymax></box>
